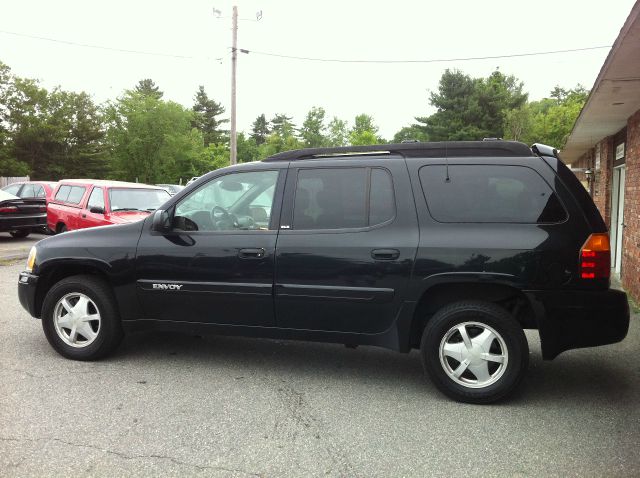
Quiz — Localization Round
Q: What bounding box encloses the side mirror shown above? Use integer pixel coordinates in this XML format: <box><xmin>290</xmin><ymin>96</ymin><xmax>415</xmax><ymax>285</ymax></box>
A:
<box><xmin>89</xmin><ymin>206</ymin><xmax>104</xmax><ymax>214</ymax></box>
<box><xmin>151</xmin><ymin>209</ymin><xmax>172</xmax><ymax>232</ymax></box>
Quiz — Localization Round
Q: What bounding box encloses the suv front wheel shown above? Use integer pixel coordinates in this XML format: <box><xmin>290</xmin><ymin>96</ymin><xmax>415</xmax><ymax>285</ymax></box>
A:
<box><xmin>41</xmin><ymin>275</ymin><xmax>124</xmax><ymax>360</ymax></box>
<box><xmin>421</xmin><ymin>301</ymin><xmax>528</xmax><ymax>404</ymax></box>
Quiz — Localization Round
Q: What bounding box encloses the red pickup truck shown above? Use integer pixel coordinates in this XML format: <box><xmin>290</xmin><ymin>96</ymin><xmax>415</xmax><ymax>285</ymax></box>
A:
<box><xmin>47</xmin><ymin>180</ymin><xmax>171</xmax><ymax>233</ymax></box>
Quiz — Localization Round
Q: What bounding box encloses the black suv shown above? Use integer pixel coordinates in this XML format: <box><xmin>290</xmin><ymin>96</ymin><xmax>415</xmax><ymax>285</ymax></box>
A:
<box><xmin>17</xmin><ymin>141</ymin><xmax>629</xmax><ymax>403</ymax></box>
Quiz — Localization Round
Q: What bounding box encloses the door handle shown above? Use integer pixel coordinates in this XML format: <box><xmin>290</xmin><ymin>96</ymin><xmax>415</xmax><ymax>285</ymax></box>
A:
<box><xmin>238</xmin><ymin>248</ymin><xmax>265</xmax><ymax>259</ymax></box>
<box><xmin>371</xmin><ymin>248</ymin><xmax>400</xmax><ymax>261</ymax></box>
<box><xmin>82</xmin><ymin>213</ymin><xmax>86</xmax><ymax>218</ymax></box>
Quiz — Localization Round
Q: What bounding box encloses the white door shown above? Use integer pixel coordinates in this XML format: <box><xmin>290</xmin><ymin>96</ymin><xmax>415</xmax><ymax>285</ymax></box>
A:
<box><xmin>611</xmin><ymin>166</ymin><xmax>626</xmax><ymax>274</ymax></box>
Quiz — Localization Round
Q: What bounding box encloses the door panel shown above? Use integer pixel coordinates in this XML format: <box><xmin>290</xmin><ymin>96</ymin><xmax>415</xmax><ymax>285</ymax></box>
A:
<box><xmin>82</xmin><ymin>187</ymin><xmax>109</xmax><ymax>228</ymax></box>
<box><xmin>274</xmin><ymin>159</ymin><xmax>418</xmax><ymax>333</ymax></box>
<box><xmin>135</xmin><ymin>169</ymin><xmax>285</xmax><ymax>326</ymax></box>
<box><xmin>136</xmin><ymin>231</ymin><xmax>278</xmax><ymax>325</ymax></box>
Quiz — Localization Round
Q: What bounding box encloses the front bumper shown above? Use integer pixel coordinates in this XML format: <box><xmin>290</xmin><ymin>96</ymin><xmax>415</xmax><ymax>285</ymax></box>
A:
<box><xmin>526</xmin><ymin>288</ymin><xmax>630</xmax><ymax>359</ymax></box>
<box><xmin>18</xmin><ymin>272</ymin><xmax>39</xmax><ymax>318</ymax></box>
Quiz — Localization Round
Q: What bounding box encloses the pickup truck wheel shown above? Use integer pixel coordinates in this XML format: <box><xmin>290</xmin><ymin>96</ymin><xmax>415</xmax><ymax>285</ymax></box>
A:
<box><xmin>57</xmin><ymin>224</ymin><xmax>67</xmax><ymax>234</ymax></box>
<box><xmin>41</xmin><ymin>275</ymin><xmax>123</xmax><ymax>360</ymax></box>
<box><xmin>420</xmin><ymin>301</ymin><xmax>528</xmax><ymax>404</ymax></box>
<box><xmin>9</xmin><ymin>230</ymin><xmax>30</xmax><ymax>238</ymax></box>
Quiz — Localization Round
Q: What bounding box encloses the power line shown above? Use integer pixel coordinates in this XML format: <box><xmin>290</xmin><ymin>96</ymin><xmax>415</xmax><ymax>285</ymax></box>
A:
<box><xmin>239</xmin><ymin>45</ymin><xmax>612</xmax><ymax>64</ymax></box>
<box><xmin>0</xmin><ymin>29</ymin><xmax>199</xmax><ymax>59</ymax></box>
<box><xmin>0</xmin><ymin>29</ymin><xmax>611</xmax><ymax>64</ymax></box>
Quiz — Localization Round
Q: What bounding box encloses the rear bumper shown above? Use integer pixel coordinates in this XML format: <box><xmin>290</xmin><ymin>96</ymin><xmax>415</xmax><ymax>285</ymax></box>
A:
<box><xmin>526</xmin><ymin>288</ymin><xmax>630</xmax><ymax>359</ymax></box>
<box><xmin>0</xmin><ymin>214</ymin><xmax>47</xmax><ymax>232</ymax></box>
<box><xmin>18</xmin><ymin>272</ymin><xmax>39</xmax><ymax>318</ymax></box>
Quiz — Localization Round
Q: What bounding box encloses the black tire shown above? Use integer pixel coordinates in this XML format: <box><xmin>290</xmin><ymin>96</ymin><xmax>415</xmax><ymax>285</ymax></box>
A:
<box><xmin>420</xmin><ymin>301</ymin><xmax>528</xmax><ymax>404</ymax></box>
<box><xmin>10</xmin><ymin>230</ymin><xmax>30</xmax><ymax>238</ymax></box>
<box><xmin>57</xmin><ymin>224</ymin><xmax>67</xmax><ymax>234</ymax></box>
<box><xmin>41</xmin><ymin>275</ymin><xmax>124</xmax><ymax>360</ymax></box>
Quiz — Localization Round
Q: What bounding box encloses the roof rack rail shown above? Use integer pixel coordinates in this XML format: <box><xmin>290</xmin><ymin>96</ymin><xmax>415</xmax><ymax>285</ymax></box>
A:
<box><xmin>262</xmin><ymin>141</ymin><xmax>534</xmax><ymax>162</ymax></box>
<box><xmin>531</xmin><ymin>143</ymin><xmax>559</xmax><ymax>158</ymax></box>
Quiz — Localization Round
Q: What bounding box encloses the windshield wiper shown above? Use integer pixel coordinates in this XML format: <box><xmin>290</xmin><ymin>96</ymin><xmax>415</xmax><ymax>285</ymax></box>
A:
<box><xmin>112</xmin><ymin>207</ymin><xmax>140</xmax><ymax>212</ymax></box>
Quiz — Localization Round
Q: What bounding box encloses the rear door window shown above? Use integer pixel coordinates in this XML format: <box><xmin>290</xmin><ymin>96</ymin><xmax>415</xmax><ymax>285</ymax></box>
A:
<box><xmin>419</xmin><ymin>165</ymin><xmax>567</xmax><ymax>223</ymax></box>
<box><xmin>294</xmin><ymin>168</ymin><xmax>368</xmax><ymax>230</ymax></box>
<box><xmin>369</xmin><ymin>168</ymin><xmax>395</xmax><ymax>225</ymax></box>
<box><xmin>292</xmin><ymin>167</ymin><xmax>396</xmax><ymax>230</ymax></box>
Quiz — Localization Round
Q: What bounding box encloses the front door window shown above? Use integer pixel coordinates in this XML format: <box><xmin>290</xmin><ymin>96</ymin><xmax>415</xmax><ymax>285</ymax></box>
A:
<box><xmin>174</xmin><ymin>170</ymin><xmax>278</xmax><ymax>232</ymax></box>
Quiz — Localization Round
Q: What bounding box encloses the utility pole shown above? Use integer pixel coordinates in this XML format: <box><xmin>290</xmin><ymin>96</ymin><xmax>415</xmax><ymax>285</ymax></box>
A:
<box><xmin>230</xmin><ymin>5</ymin><xmax>238</xmax><ymax>165</ymax></box>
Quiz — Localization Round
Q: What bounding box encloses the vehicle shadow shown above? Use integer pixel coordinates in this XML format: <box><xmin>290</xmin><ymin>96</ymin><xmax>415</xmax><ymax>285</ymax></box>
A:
<box><xmin>514</xmin><ymin>351</ymin><xmax>636</xmax><ymax>404</ymax></box>
<box><xmin>118</xmin><ymin>330</ymin><xmax>428</xmax><ymax>389</ymax></box>
<box><xmin>115</xmin><ymin>330</ymin><xmax>636</xmax><ymax>406</ymax></box>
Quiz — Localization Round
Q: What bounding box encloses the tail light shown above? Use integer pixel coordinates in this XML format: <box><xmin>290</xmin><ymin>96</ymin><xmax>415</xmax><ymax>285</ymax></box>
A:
<box><xmin>580</xmin><ymin>233</ymin><xmax>610</xmax><ymax>279</ymax></box>
<box><xmin>0</xmin><ymin>206</ymin><xmax>18</xmax><ymax>213</ymax></box>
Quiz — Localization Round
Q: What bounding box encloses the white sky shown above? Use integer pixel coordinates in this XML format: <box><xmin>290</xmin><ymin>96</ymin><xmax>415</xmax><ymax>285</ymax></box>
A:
<box><xmin>0</xmin><ymin>0</ymin><xmax>636</xmax><ymax>138</ymax></box>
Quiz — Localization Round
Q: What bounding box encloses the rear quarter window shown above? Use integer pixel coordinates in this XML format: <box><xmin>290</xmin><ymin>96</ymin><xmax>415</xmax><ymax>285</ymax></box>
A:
<box><xmin>54</xmin><ymin>185</ymin><xmax>72</xmax><ymax>202</ymax></box>
<box><xmin>66</xmin><ymin>186</ymin><xmax>86</xmax><ymax>205</ymax></box>
<box><xmin>419</xmin><ymin>164</ymin><xmax>567</xmax><ymax>224</ymax></box>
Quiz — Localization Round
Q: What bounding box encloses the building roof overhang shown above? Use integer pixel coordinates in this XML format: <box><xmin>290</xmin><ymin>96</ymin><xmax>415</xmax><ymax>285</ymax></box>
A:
<box><xmin>562</xmin><ymin>1</ymin><xmax>640</xmax><ymax>163</ymax></box>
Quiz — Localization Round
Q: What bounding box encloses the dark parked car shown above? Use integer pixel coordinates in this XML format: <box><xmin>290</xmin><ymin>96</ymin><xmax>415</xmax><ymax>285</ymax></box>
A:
<box><xmin>2</xmin><ymin>181</ymin><xmax>58</xmax><ymax>202</ymax></box>
<box><xmin>17</xmin><ymin>141</ymin><xmax>629</xmax><ymax>403</ymax></box>
<box><xmin>0</xmin><ymin>189</ymin><xmax>47</xmax><ymax>238</ymax></box>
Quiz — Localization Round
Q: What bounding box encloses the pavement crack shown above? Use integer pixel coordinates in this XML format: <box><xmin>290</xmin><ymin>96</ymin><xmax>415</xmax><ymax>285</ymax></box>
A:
<box><xmin>0</xmin><ymin>436</ymin><xmax>262</xmax><ymax>477</ymax></box>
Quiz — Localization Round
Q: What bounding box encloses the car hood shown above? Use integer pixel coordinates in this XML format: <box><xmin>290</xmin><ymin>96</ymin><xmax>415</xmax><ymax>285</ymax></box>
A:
<box><xmin>108</xmin><ymin>210</ymin><xmax>153</xmax><ymax>223</ymax></box>
<box><xmin>37</xmin><ymin>221</ymin><xmax>144</xmax><ymax>262</ymax></box>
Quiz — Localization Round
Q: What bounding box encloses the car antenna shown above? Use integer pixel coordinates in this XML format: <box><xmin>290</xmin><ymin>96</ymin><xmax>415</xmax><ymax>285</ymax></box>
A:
<box><xmin>445</xmin><ymin>141</ymin><xmax>451</xmax><ymax>183</ymax></box>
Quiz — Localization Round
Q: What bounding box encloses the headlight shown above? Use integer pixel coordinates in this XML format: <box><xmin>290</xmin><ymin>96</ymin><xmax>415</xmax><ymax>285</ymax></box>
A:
<box><xmin>26</xmin><ymin>246</ymin><xmax>37</xmax><ymax>272</ymax></box>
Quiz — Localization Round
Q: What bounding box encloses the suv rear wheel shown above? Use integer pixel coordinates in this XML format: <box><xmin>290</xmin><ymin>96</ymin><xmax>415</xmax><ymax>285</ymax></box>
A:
<box><xmin>41</xmin><ymin>275</ymin><xmax>123</xmax><ymax>360</ymax></box>
<box><xmin>421</xmin><ymin>301</ymin><xmax>528</xmax><ymax>404</ymax></box>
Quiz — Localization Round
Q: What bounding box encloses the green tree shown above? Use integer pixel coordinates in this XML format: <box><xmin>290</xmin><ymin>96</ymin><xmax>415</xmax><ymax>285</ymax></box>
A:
<box><xmin>105</xmin><ymin>92</ymin><xmax>206</xmax><ymax>183</ymax></box>
<box><xmin>392</xmin><ymin>125</ymin><xmax>428</xmax><ymax>143</ymax></box>
<box><xmin>299</xmin><ymin>106</ymin><xmax>327</xmax><ymax>148</ymax></box>
<box><xmin>250</xmin><ymin>114</ymin><xmax>270</xmax><ymax>145</ymax></box>
<box><xmin>349</xmin><ymin>114</ymin><xmax>382</xmax><ymax>146</ymax></box>
<box><xmin>237</xmin><ymin>132</ymin><xmax>261</xmax><ymax>163</ymax></box>
<box><xmin>0</xmin><ymin>62</ymin><xmax>29</xmax><ymax>175</ymax></box>
<box><xmin>134</xmin><ymin>79</ymin><xmax>163</xmax><ymax>100</ymax></box>
<box><xmin>417</xmin><ymin>69</ymin><xmax>527</xmax><ymax>140</ymax></box>
<box><xmin>327</xmin><ymin>117</ymin><xmax>349</xmax><ymax>147</ymax></box>
<box><xmin>0</xmin><ymin>62</ymin><xmax>109</xmax><ymax>179</ymax></box>
<box><xmin>503</xmin><ymin>85</ymin><xmax>588</xmax><ymax>148</ymax></box>
<box><xmin>259</xmin><ymin>132</ymin><xmax>303</xmax><ymax>157</ymax></box>
<box><xmin>270</xmin><ymin>113</ymin><xmax>296</xmax><ymax>140</ymax></box>
<box><xmin>192</xmin><ymin>85</ymin><xmax>227</xmax><ymax>146</ymax></box>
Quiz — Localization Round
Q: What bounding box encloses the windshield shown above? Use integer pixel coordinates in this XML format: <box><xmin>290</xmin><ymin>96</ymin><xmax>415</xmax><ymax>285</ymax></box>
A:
<box><xmin>109</xmin><ymin>188</ymin><xmax>170</xmax><ymax>212</ymax></box>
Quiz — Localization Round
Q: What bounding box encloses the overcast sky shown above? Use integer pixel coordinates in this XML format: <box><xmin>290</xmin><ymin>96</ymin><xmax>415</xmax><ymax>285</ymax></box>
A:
<box><xmin>0</xmin><ymin>0</ymin><xmax>636</xmax><ymax>138</ymax></box>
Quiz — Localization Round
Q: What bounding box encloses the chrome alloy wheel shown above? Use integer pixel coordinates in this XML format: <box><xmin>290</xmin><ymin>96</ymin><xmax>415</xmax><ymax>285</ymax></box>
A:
<box><xmin>439</xmin><ymin>321</ymin><xmax>508</xmax><ymax>389</ymax></box>
<box><xmin>53</xmin><ymin>293</ymin><xmax>101</xmax><ymax>348</ymax></box>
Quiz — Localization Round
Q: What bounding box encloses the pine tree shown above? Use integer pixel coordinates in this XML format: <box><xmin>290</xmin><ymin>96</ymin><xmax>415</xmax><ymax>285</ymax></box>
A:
<box><xmin>192</xmin><ymin>86</ymin><xmax>227</xmax><ymax>146</ymax></box>
<box><xmin>250</xmin><ymin>114</ymin><xmax>270</xmax><ymax>145</ymax></box>
<box><xmin>270</xmin><ymin>114</ymin><xmax>296</xmax><ymax>140</ymax></box>
<box><xmin>134</xmin><ymin>79</ymin><xmax>163</xmax><ymax>100</ymax></box>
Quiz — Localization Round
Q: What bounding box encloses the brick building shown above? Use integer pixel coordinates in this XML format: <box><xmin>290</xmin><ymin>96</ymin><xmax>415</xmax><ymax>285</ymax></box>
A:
<box><xmin>563</xmin><ymin>0</ymin><xmax>640</xmax><ymax>303</ymax></box>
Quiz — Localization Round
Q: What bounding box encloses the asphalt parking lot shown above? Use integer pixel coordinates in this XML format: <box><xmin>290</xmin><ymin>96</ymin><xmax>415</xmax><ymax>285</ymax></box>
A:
<box><xmin>1</xmin><ymin>261</ymin><xmax>639</xmax><ymax>477</ymax></box>
<box><xmin>0</xmin><ymin>233</ymin><xmax>44</xmax><ymax>262</ymax></box>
